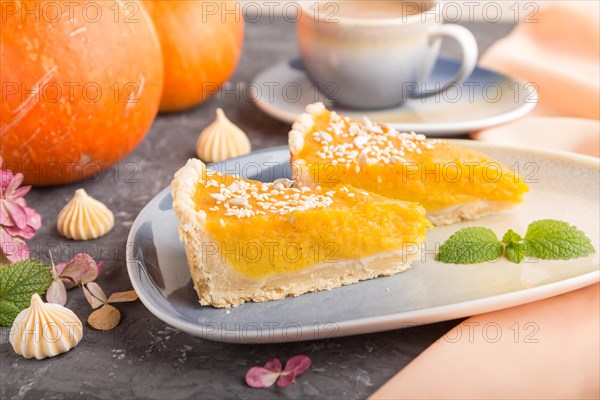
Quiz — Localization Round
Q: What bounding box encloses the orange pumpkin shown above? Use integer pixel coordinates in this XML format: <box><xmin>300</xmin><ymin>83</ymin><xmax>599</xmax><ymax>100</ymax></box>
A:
<box><xmin>142</xmin><ymin>0</ymin><xmax>244</xmax><ymax>112</ymax></box>
<box><xmin>0</xmin><ymin>0</ymin><xmax>163</xmax><ymax>185</ymax></box>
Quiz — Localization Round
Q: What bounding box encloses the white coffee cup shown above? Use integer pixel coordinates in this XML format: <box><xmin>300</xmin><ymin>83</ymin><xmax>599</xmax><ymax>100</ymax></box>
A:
<box><xmin>297</xmin><ymin>0</ymin><xmax>478</xmax><ymax>109</ymax></box>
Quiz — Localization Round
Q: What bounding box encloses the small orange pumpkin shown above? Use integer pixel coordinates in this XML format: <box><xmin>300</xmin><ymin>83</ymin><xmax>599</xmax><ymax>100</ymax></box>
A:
<box><xmin>142</xmin><ymin>0</ymin><xmax>245</xmax><ymax>112</ymax></box>
<box><xmin>0</xmin><ymin>0</ymin><xmax>163</xmax><ymax>185</ymax></box>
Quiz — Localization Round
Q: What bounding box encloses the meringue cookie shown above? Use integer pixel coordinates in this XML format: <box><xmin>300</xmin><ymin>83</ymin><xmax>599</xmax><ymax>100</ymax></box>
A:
<box><xmin>57</xmin><ymin>189</ymin><xmax>114</xmax><ymax>240</ymax></box>
<box><xmin>196</xmin><ymin>108</ymin><xmax>251</xmax><ymax>162</ymax></box>
<box><xmin>10</xmin><ymin>294</ymin><xmax>83</xmax><ymax>359</ymax></box>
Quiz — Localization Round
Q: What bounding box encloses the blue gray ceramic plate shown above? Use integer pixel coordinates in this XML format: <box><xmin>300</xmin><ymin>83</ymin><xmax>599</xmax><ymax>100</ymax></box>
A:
<box><xmin>126</xmin><ymin>141</ymin><xmax>599</xmax><ymax>343</ymax></box>
<box><xmin>250</xmin><ymin>58</ymin><xmax>537</xmax><ymax>136</ymax></box>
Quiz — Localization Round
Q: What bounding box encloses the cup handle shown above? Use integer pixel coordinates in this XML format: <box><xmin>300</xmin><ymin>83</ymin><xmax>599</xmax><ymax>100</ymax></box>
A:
<box><xmin>411</xmin><ymin>24</ymin><xmax>478</xmax><ymax>98</ymax></box>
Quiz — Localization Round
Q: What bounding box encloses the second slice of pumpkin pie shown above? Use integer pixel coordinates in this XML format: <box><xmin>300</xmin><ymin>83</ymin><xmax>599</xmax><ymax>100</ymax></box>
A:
<box><xmin>289</xmin><ymin>103</ymin><xmax>529</xmax><ymax>225</ymax></box>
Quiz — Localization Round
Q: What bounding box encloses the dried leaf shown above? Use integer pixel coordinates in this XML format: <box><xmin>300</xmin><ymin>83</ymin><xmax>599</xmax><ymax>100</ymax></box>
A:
<box><xmin>276</xmin><ymin>355</ymin><xmax>311</xmax><ymax>387</ymax></box>
<box><xmin>284</xmin><ymin>355</ymin><xmax>312</xmax><ymax>376</ymax></box>
<box><xmin>264</xmin><ymin>358</ymin><xmax>282</xmax><ymax>373</ymax></box>
<box><xmin>245</xmin><ymin>356</ymin><xmax>312</xmax><ymax>389</ymax></box>
<box><xmin>88</xmin><ymin>304</ymin><xmax>121</xmax><ymax>330</ymax></box>
<box><xmin>245</xmin><ymin>367</ymin><xmax>281</xmax><ymax>388</ymax></box>
<box><xmin>82</xmin><ymin>282</ymin><xmax>106</xmax><ymax>309</ymax></box>
<box><xmin>45</xmin><ymin>279</ymin><xmax>67</xmax><ymax>306</ymax></box>
<box><xmin>60</xmin><ymin>253</ymin><xmax>99</xmax><ymax>288</ymax></box>
<box><xmin>96</xmin><ymin>261</ymin><xmax>104</xmax><ymax>274</ymax></box>
<box><xmin>54</xmin><ymin>262</ymin><xmax>68</xmax><ymax>275</ymax></box>
<box><xmin>276</xmin><ymin>371</ymin><xmax>296</xmax><ymax>388</ymax></box>
<box><xmin>86</xmin><ymin>282</ymin><xmax>107</xmax><ymax>302</ymax></box>
<box><xmin>107</xmin><ymin>290</ymin><xmax>138</xmax><ymax>304</ymax></box>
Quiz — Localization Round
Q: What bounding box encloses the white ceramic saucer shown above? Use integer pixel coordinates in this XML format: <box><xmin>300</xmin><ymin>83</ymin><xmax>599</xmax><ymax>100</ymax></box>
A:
<box><xmin>250</xmin><ymin>58</ymin><xmax>538</xmax><ymax>136</ymax></box>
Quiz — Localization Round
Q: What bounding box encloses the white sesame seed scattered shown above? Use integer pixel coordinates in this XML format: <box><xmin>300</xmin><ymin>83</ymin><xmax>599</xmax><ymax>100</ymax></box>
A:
<box><xmin>210</xmin><ymin>193</ymin><xmax>227</xmax><ymax>202</ymax></box>
<box><xmin>358</xmin><ymin>150</ymin><xmax>370</xmax><ymax>166</ymax></box>
<box><xmin>353</xmin><ymin>136</ymin><xmax>368</xmax><ymax>147</ymax></box>
<box><xmin>229</xmin><ymin>196</ymin><xmax>249</xmax><ymax>207</ymax></box>
<box><xmin>200</xmin><ymin>171</ymin><xmax>349</xmax><ymax>219</ymax></box>
<box><xmin>307</xmin><ymin>111</ymin><xmax>438</xmax><ymax>169</ymax></box>
<box><xmin>273</xmin><ymin>178</ymin><xmax>293</xmax><ymax>188</ymax></box>
<box><xmin>317</xmin><ymin>131</ymin><xmax>333</xmax><ymax>143</ymax></box>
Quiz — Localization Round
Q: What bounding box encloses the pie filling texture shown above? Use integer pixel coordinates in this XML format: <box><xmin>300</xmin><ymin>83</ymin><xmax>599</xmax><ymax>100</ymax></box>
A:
<box><xmin>193</xmin><ymin>168</ymin><xmax>430</xmax><ymax>279</ymax></box>
<box><xmin>289</xmin><ymin>103</ymin><xmax>529</xmax><ymax>220</ymax></box>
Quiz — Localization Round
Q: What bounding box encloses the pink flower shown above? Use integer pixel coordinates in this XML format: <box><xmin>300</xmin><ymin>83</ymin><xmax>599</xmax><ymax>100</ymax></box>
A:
<box><xmin>46</xmin><ymin>253</ymin><xmax>102</xmax><ymax>305</ymax></box>
<box><xmin>0</xmin><ymin>157</ymin><xmax>41</xmax><ymax>263</ymax></box>
<box><xmin>246</xmin><ymin>355</ymin><xmax>312</xmax><ymax>388</ymax></box>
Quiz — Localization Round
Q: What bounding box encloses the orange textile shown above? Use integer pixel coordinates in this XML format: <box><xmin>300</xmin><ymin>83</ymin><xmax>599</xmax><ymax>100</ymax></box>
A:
<box><xmin>374</xmin><ymin>2</ymin><xmax>600</xmax><ymax>398</ymax></box>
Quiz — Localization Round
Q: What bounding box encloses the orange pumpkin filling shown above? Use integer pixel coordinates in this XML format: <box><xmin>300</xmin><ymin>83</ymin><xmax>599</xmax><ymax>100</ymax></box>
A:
<box><xmin>193</xmin><ymin>170</ymin><xmax>430</xmax><ymax>279</ymax></box>
<box><xmin>291</xmin><ymin>108</ymin><xmax>529</xmax><ymax>213</ymax></box>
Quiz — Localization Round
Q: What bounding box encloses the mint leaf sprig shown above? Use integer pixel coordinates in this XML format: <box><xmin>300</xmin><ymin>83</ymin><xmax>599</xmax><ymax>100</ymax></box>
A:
<box><xmin>436</xmin><ymin>219</ymin><xmax>595</xmax><ymax>264</ymax></box>
<box><xmin>434</xmin><ymin>227</ymin><xmax>503</xmax><ymax>264</ymax></box>
<box><xmin>0</xmin><ymin>259</ymin><xmax>53</xmax><ymax>326</ymax></box>
<box><xmin>523</xmin><ymin>220</ymin><xmax>596</xmax><ymax>260</ymax></box>
<box><xmin>503</xmin><ymin>229</ymin><xmax>526</xmax><ymax>263</ymax></box>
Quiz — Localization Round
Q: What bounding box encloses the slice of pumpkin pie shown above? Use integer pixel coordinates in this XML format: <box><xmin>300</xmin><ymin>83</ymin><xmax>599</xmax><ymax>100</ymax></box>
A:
<box><xmin>171</xmin><ymin>159</ymin><xmax>430</xmax><ymax>308</ymax></box>
<box><xmin>289</xmin><ymin>103</ymin><xmax>529</xmax><ymax>225</ymax></box>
